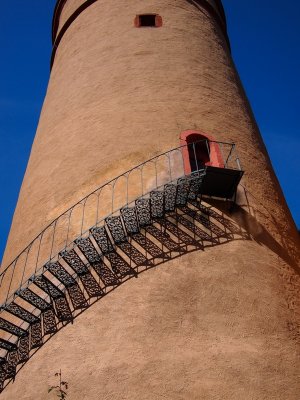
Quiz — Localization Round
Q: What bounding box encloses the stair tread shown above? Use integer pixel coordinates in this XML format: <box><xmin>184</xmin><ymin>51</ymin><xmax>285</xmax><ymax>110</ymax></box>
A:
<box><xmin>0</xmin><ymin>318</ymin><xmax>27</xmax><ymax>338</ymax></box>
<box><xmin>4</xmin><ymin>303</ymin><xmax>39</xmax><ymax>324</ymax></box>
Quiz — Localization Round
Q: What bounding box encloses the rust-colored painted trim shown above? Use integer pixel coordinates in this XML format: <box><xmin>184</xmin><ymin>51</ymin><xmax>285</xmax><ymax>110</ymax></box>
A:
<box><xmin>51</xmin><ymin>0</ymin><xmax>230</xmax><ymax>70</ymax></box>
<box><xmin>180</xmin><ymin>130</ymin><xmax>224</xmax><ymax>174</ymax></box>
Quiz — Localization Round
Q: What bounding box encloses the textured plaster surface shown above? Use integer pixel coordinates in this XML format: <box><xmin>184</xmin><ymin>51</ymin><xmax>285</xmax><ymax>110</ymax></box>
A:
<box><xmin>1</xmin><ymin>0</ymin><xmax>299</xmax><ymax>398</ymax></box>
<box><xmin>1</xmin><ymin>241</ymin><xmax>300</xmax><ymax>399</ymax></box>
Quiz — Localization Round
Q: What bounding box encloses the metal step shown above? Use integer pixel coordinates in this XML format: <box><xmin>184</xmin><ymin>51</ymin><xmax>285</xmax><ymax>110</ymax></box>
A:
<box><xmin>91</xmin><ymin>227</ymin><xmax>114</xmax><ymax>254</ymax></box>
<box><xmin>33</xmin><ymin>276</ymin><xmax>72</xmax><ymax>322</ymax></box>
<box><xmin>136</xmin><ymin>198</ymin><xmax>151</xmax><ymax>227</ymax></box>
<box><xmin>105</xmin><ymin>216</ymin><xmax>127</xmax><ymax>244</ymax></box>
<box><xmin>0</xmin><ymin>339</ymin><xmax>17</xmax><ymax>353</ymax></box>
<box><xmin>18</xmin><ymin>288</ymin><xmax>51</xmax><ymax>311</ymax></box>
<box><xmin>120</xmin><ymin>207</ymin><xmax>139</xmax><ymax>234</ymax></box>
<box><xmin>46</xmin><ymin>262</ymin><xmax>87</xmax><ymax>310</ymax></box>
<box><xmin>3</xmin><ymin>303</ymin><xmax>39</xmax><ymax>325</ymax></box>
<box><xmin>0</xmin><ymin>318</ymin><xmax>27</xmax><ymax>338</ymax></box>
<box><xmin>60</xmin><ymin>250</ymin><xmax>103</xmax><ymax>298</ymax></box>
<box><xmin>150</xmin><ymin>190</ymin><xmax>164</xmax><ymax>219</ymax></box>
<box><xmin>76</xmin><ymin>237</ymin><xmax>119</xmax><ymax>286</ymax></box>
<box><xmin>30</xmin><ymin>321</ymin><xmax>42</xmax><ymax>349</ymax></box>
<box><xmin>17</xmin><ymin>336</ymin><xmax>30</xmax><ymax>363</ymax></box>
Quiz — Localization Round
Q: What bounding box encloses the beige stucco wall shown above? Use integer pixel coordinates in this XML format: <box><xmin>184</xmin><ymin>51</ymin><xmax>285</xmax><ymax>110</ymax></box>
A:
<box><xmin>1</xmin><ymin>239</ymin><xmax>300</xmax><ymax>400</ymax></box>
<box><xmin>1</xmin><ymin>0</ymin><xmax>299</xmax><ymax>398</ymax></box>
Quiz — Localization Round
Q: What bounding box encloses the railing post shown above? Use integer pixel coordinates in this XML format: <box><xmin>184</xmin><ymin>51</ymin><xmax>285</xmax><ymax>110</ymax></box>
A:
<box><xmin>34</xmin><ymin>233</ymin><xmax>44</xmax><ymax>275</ymax></box>
<box><xmin>50</xmin><ymin>220</ymin><xmax>58</xmax><ymax>260</ymax></box>
<box><xmin>218</xmin><ymin>142</ymin><xmax>226</xmax><ymax>167</ymax></box>
<box><xmin>192</xmin><ymin>142</ymin><xmax>199</xmax><ymax>172</ymax></box>
<box><xmin>19</xmin><ymin>245</ymin><xmax>31</xmax><ymax>291</ymax></box>
<box><xmin>225</xmin><ymin>143</ymin><xmax>235</xmax><ymax>168</ymax></box>
<box><xmin>5</xmin><ymin>258</ymin><xmax>17</xmax><ymax>305</ymax></box>
<box><xmin>81</xmin><ymin>199</ymin><xmax>87</xmax><ymax>236</ymax></box>
<box><xmin>167</xmin><ymin>152</ymin><xmax>172</xmax><ymax>181</ymax></box>
<box><xmin>64</xmin><ymin>210</ymin><xmax>72</xmax><ymax>250</ymax></box>
<box><xmin>140</xmin><ymin>166</ymin><xmax>144</xmax><ymax>196</ymax></box>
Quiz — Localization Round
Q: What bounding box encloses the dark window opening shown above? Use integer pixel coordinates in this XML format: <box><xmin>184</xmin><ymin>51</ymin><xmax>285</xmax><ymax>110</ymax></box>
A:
<box><xmin>186</xmin><ymin>134</ymin><xmax>210</xmax><ymax>172</ymax></box>
<box><xmin>135</xmin><ymin>14</ymin><xmax>162</xmax><ymax>28</ymax></box>
<box><xmin>140</xmin><ymin>14</ymin><xmax>156</xmax><ymax>27</ymax></box>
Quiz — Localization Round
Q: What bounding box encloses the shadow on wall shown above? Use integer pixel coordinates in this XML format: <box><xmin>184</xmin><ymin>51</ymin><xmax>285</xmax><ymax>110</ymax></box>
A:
<box><xmin>1</xmin><ymin>196</ymin><xmax>299</xmax><ymax>392</ymax></box>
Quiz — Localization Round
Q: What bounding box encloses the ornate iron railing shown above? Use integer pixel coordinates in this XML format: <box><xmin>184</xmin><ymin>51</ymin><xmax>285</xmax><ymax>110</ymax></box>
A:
<box><xmin>0</xmin><ymin>140</ymin><xmax>241</xmax><ymax>308</ymax></box>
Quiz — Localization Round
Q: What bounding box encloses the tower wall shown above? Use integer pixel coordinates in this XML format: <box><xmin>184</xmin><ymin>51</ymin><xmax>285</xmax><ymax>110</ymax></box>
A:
<box><xmin>2</xmin><ymin>0</ymin><xmax>298</xmax><ymax>267</ymax></box>
<box><xmin>1</xmin><ymin>1</ymin><xmax>299</xmax><ymax>399</ymax></box>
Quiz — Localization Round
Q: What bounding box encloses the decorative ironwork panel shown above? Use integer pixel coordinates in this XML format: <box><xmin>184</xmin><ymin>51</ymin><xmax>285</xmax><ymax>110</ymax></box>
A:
<box><xmin>121</xmin><ymin>207</ymin><xmax>139</xmax><ymax>234</ymax></box>
<box><xmin>92</xmin><ymin>261</ymin><xmax>118</xmax><ymax>287</ymax></box>
<box><xmin>5</xmin><ymin>351</ymin><xmax>18</xmax><ymax>380</ymax></box>
<box><xmin>46</xmin><ymin>262</ymin><xmax>76</xmax><ymax>288</ymax></box>
<box><xmin>0</xmin><ymin>339</ymin><xmax>17</xmax><ymax>352</ymax></box>
<box><xmin>18</xmin><ymin>336</ymin><xmax>30</xmax><ymax>363</ymax></box>
<box><xmin>91</xmin><ymin>227</ymin><xmax>114</xmax><ymax>254</ymax></box>
<box><xmin>34</xmin><ymin>275</ymin><xmax>64</xmax><ymax>299</ymax></box>
<box><xmin>164</xmin><ymin>183</ymin><xmax>177</xmax><ymax>211</ymax></box>
<box><xmin>145</xmin><ymin>225</ymin><xmax>179</xmax><ymax>251</ymax></box>
<box><xmin>30</xmin><ymin>321</ymin><xmax>42</xmax><ymax>349</ymax></box>
<box><xmin>150</xmin><ymin>191</ymin><xmax>164</xmax><ymax>219</ymax></box>
<box><xmin>54</xmin><ymin>297</ymin><xmax>72</xmax><ymax>322</ymax></box>
<box><xmin>60</xmin><ymin>250</ymin><xmax>88</xmax><ymax>275</ymax></box>
<box><xmin>187</xmin><ymin>172</ymin><xmax>204</xmax><ymax>200</ymax></box>
<box><xmin>106</xmin><ymin>253</ymin><xmax>135</xmax><ymax>279</ymax></box>
<box><xmin>106</xmin><ymin>216</ymin><xmax>127</xmax><ymax>244</ymax></box>
<box><xmin>76</xmin><ymin>237</ymin><xmax>102</xmax><ymax>263</ymax></box>
<box><xmin>158</xmin><ymin>220</ymin><xmax>196</xmax><ymax>246</ymax></box>
<box><xmin>176</xmin><ymin>177</ymin><xmax>190</xmax><ymax>206</ymax></box>
<box><xmin>80</xmin><ymin>273</ymin><xmax>103</xmax><ymax>298</ymax></box>
<box><xmin>136</xmin><ymin>198</ymin><xmax>151</xmax><ymax>226</ymax></box>
<box><xmin>5</xmin><ymin>303</ymin><xmax>39</xmax><ymax>324</ymax></box>
<box><xmin>67</xmin><ymin>284</ymin><xmax>87</xmax><ymax>310</ymax></box>
<box><xmin>174</xmin><ymin>214</ymin><xmax>216</xmax><ymax>243</ymax></box>
<box><xmin>118</xmin><ymin>242</ymin><xmax>149</xmax><ymax>266</ymax></box>
<box><xmin>0</xmin><ymin>364</ymin><xmax>6</xmax><ymax>391</ymax></box>
<box><xmin>42</xmin><ymin>309</ymin><xmax>57</xmax><ymax>335</ymax></box>
<box><xmin>0</xmin><ymin>318</ymin><xmax>27</xmax><ymax>338</ymax></box>
<box><xmin>132</xmin><ymin>233</ymin><xmax>165</xmax><ymax>258</ymax></box>
<box><xmin>19</xmin><ymin>288</ymin><xmax>50</xmax><ymax>311</ymax></box>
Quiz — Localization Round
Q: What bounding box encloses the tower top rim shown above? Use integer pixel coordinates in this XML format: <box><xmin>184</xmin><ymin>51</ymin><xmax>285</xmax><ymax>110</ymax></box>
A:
<box><xmin>51</xmin><ymin>0</ymin><xmax>228</xmax><ymax>45</ymax></box>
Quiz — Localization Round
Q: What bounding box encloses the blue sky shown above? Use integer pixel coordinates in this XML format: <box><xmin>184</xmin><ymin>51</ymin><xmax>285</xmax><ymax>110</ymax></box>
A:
<box><xmin>0</xmin><ymin>1</ymin><xmax>299</xmax><ymax>265</ymax></box>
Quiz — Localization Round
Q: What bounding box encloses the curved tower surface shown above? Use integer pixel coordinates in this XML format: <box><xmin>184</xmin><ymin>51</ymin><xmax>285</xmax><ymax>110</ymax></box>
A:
<box><xmin>0</xmin><ymin>1</ymin><xmax>299</xmax><ymax>399</ymax></box>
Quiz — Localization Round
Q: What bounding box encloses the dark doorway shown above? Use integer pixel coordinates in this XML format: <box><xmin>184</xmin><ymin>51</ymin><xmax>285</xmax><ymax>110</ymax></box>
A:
<box><xmin>186</xmin><ymin>134</ymin><xmax>210</xmax><ymax>171</ymax></box>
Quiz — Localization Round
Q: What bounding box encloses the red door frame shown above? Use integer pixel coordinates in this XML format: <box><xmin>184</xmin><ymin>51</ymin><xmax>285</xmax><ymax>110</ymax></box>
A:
<box><xmin>180</xmin><ymin>130</ymin><xmax>224</xmax><ymax>174</ymax></box>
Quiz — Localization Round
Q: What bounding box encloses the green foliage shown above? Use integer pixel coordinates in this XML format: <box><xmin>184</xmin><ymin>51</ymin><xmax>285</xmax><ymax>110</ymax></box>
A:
<box><xmin>48</xmin><ymin>370</ymin><xmax>69</xmax><ymax>399</ymax></box>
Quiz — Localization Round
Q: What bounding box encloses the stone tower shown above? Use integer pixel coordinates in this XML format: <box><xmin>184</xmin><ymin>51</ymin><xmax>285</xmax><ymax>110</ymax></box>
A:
<box><xmin>0</xmin><ymin>1</ymin><xmax>299</xmax><ymax>399</ymax></box>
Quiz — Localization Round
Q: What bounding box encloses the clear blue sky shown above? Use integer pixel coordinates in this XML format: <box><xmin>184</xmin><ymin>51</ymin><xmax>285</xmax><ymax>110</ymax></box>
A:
<box><xmin>0</xmin><ymin>1</ymin><xmax>299</xmax><ymax>265</ymax></box>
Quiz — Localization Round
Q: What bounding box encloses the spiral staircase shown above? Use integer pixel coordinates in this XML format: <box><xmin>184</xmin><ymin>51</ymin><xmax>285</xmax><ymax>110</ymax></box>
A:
<box><xmin>0</xmin><ymin>141</ymin><xmax>243</xmax><ymax>392</ymax></box>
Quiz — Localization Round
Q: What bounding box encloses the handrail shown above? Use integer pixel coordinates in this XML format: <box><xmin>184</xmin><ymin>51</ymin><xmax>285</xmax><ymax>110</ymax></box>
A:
<box><xmin>0</xmin><ymin>140</ymin><xmax>241</xmax><ymax>306</ymax></box>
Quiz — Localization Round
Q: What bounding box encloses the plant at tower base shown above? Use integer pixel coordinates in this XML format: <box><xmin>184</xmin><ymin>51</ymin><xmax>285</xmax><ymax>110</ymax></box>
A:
<box><xmin>48</xmin><ymin>370</ymin><xmax>69</xmax><ymax>399</ymax></box>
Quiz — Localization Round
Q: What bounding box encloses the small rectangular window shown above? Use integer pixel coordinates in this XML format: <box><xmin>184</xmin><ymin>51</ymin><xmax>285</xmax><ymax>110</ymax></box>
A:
<box><xmin>134</xmin><ymin>14</ymin><xmax>162</xmax><ymax>28</ymax></box>
<box><xmin>139</xmin><ymin>14</ymin><xmax>156</xmax><ymax>27</ymax></box>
